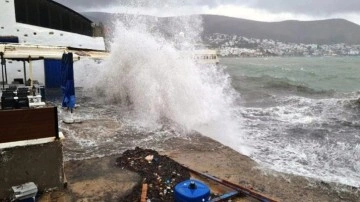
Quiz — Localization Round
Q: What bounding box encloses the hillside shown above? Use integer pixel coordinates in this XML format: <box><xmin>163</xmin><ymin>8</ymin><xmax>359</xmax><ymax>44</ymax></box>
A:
<box><xmin>202</xmin><ymin>15</ymin><xmax>360</xmax><ymax>44</ymax></box>
<box><xmin>83</xmin><ymin>12</ymin><xmax>360</xmax><ymax>45</ymax></box>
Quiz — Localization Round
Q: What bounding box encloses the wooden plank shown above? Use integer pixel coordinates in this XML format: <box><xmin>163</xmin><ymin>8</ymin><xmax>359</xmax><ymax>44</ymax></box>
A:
<box><xmin>140</xmin><ymin>184</ymin><xmax>148</xmax><ymax>202</ymax></box>
<box><xmin>0</xmin><ymin>107</ymin><xmax>58</xmax><ymax>143</ymax></box>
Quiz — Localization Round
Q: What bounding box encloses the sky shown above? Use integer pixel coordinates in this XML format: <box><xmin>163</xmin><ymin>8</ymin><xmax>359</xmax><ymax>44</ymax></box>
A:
<box><xmin>54</xmin><ymin>0</ymin><xmax>360</xmax><ymax>25</ymax></box>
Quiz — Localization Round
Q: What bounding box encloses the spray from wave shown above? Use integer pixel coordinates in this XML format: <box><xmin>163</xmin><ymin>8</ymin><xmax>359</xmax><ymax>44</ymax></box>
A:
<box><xmin>81</xmin><ymin>13</ymin><xmax>249</xmax><ymax>154</ymax></box>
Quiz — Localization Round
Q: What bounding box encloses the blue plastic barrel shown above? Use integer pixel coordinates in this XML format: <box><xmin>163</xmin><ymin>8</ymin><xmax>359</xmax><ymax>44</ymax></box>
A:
<box><xmin>174</xmin><ymin>179</ymin><xmax>210</xmax><ymax>202</ymax></box>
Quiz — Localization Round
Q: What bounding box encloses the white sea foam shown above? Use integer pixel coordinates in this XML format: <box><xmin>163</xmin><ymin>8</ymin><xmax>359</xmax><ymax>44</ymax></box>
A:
<box><xmin>75</xmin><ymin>14</ymin><xmax>249</xmax><ymax>155</ymax></box>
<box><xmin>242</xmin><ymin>95</ymin><xmax>360</xmax><ymax>187</ymax></box>
<box><xmin>67</xmin><ymin>5</ymin><xmax>360</xmax><ymax>188</ymax></box>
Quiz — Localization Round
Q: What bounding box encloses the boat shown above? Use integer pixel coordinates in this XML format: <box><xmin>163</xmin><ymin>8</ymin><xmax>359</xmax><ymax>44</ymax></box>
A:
<box><xmin>192</xmin><ymin>49</ymin><xmax>220</xmax><ymax>65</ymax></box>
<box><xmin>178</xmin><ymin>48</ymin><xmax>220</xmax><ymax>65</ymax></box>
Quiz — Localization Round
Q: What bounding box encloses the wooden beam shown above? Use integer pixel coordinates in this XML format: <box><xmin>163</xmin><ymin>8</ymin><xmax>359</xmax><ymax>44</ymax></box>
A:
<box><xmin>140</xmin><ymin>184</ymin><xmax>148</xmax><ymax>202</ymax></box>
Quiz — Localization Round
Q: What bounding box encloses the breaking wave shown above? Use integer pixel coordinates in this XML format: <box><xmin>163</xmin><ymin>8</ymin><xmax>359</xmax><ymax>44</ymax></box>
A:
<box><xmin>241</xmin><ymin>94</ymin><xmax>360</xmax><ymax>187</ymax></box>
<box><xmin>80</xmin><ymin>15</ymin><xmax>249</xmax><ymax>154</ymax></box>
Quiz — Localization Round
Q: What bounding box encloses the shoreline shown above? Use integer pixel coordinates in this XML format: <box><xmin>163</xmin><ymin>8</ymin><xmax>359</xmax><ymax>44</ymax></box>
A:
<box><xmin>158</xmin><ymin>135</ymin><xmax>359</xmax><ymax>202</ymax></box>
<box><xmin>40</xmin><ymin>133</ymin><xmax>359</xmax><ymax>202</ymax></box>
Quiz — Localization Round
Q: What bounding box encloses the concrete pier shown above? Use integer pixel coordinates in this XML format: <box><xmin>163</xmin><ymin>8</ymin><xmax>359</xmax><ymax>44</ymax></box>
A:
<box><xmin>0</xmin><ymin>137</ymin><xmax>65</xmax><ymax>199</ymax></box>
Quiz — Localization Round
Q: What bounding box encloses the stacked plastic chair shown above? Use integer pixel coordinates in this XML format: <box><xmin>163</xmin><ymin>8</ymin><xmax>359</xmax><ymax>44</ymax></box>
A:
<box><xmin>17</xmin><ymin>88</ymin><xmax>29</xmax><ymax>109</ymax></box>
<box><xmin>1</xmin><ymin>90</ymin><xmax>16</xmax><ymax>110</ymax></box>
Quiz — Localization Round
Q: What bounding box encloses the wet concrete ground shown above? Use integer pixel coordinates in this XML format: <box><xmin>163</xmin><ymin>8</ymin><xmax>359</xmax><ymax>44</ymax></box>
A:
<box><xmin>38</xmin><ymin>135</ymin><xmax>359</xmax><ymax>202</ymax></box>
<box><xmin>37</xmin><ymin>95</ymin><xmax>360</xmax><ymax>201</ymax></box>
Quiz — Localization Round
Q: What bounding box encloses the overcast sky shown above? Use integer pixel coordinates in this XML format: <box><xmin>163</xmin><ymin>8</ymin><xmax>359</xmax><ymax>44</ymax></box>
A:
<box><xmin>54</xmin><ymin>0</ymin><xmax>360</xmax><ymax>25</ymax></box>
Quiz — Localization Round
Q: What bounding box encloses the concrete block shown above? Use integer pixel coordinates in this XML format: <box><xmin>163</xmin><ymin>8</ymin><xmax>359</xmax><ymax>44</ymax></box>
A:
<box><xmin>0</xmin><ymin>140</ymin><xmax>65</xmax><ymax>199</ymax></box>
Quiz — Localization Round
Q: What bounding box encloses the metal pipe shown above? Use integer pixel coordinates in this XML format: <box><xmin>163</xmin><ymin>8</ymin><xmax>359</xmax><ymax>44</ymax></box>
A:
<box><xmin>54</xmin><ymin>107</ymin><xmax>59</xmax><ymax>140</ymax></box>
<box><xmin>210</xmin><ymin>191</ymin><xmax>239</xmax><ymax>202</ymax></box>
<box><xmin>29</xmin><ymin>57</ymin><xmax>33</xmax><ymax>87</ymax></box>
<box><xmin>183</xmin><ymin>166</ymin><xmax>278</xmax><ymax>202</ymax></box>
<box><xmin>0</xmin><ymin>52</ymin><xmax>4</xmax><ymax>90</ymax></box>
<box><xmin>23</xmin><ymin>61</ymin><xmax>27</xmax><ymax>83</ymax></box>
<box><xmin>4</xmin><ymin>62</ymin><xmax>7</xmax><ymax>84</ymax></box>
<box><xmin>1</xmin><ymin>64</ymin><xmax>4</xmax><ymax>90</ymax></box>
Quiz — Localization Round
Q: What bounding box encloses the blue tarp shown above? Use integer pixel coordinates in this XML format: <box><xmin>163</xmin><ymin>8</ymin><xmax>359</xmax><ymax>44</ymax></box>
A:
<box><xmin>61</xmin><ymin>53</ymin><xmax>76</xmax><ymax>110</ymax></box>
<box><xmin>44</xmin><ymin>59</ymin><xmax>62</xmax><ymax>88</ymax></box>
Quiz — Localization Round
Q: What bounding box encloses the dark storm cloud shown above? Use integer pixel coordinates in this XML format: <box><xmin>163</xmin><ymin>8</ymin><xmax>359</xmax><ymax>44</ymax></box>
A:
<box><xmin>53</xmin><ymin>0</ymin><xmax>118</xmax><ymax>11</ymax></box>
<box><xmin>53</xmin><ymin>0</ymin><xmax>199</xmax><ymax>10</ymax></box>
<box><xmin>54</xmin><ymin>0</ymin><xmax>360</xmax><ymax>16</ymax></box>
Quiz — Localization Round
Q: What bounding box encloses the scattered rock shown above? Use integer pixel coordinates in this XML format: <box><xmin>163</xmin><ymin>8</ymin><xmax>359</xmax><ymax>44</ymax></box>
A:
<box><xmin>116</xmin><ymin>147</ymin><xmax>190</xmax><ymax>202</ymax></box>
<box><xmin>145</xmin><ymin>155</ymin><xmax>154</xmax><ymax>162</ymax></box>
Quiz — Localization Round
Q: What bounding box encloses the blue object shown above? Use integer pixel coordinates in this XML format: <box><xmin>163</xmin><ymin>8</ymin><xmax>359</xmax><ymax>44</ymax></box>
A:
<box><xmin>44</xmin><ymin>59</ymin><xmax>62</xmax><ymax>88</ymax></box>
<box><xmin>60</xmin><ymin>53</ymin><xmax>76</xmax><ymax>110</ymax></box>
<box><xmin>174</xmin><ymin>179</ymin><xmax>210</xmax><ymax>202</ymax></box>
<box><xmin>210</xmin><ymin>191</ymin><xmax>238</xmax><ymax>202</ymax></box>
<box><xmin>0</xmin><ymin>36</ymin><xmax>19</xmax><ymax>43</ymax></box>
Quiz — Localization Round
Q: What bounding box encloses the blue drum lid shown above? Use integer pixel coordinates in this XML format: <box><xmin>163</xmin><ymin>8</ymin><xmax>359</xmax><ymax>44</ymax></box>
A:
<box><xmin>174</xmin><ymin>179</ymin><xmax>210</xmax><ymax>202</ymax></box>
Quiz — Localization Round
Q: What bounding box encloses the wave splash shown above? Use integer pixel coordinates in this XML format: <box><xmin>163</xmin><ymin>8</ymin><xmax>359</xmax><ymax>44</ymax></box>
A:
<box><xmin>81</xmin><ymin>15</ymin><xmax>249</xmax><ymax>154</ymax></box>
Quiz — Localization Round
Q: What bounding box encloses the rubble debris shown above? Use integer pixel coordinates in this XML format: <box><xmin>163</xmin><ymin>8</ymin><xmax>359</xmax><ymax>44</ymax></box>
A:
<box><xmin>116</xmin><ymin>147</ymin><xmax>191</xmax><ymax>202</ymax></box>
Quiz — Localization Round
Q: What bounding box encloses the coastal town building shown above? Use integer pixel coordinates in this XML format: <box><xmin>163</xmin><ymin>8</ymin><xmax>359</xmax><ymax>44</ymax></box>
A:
<box><xmin>205</xmin><ymin>33</ymin><xmax>360</xmax><ymax>57</ymax></box>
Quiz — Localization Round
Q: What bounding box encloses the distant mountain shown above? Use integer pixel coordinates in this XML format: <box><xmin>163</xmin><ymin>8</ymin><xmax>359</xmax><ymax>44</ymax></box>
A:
<box><xmin>83</xmin><ymin>12</ymin><xmax>360</xmax><ymax>45</ymax></box>
<box><xmin>202</xmin><ymin>15</ymin><xmax>360</xmax><ymax>44</ymax></box>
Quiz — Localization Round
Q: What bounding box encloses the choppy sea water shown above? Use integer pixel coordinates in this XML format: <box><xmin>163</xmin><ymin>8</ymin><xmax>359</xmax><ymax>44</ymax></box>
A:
<box><xmin>61</xmin><ymin>56</ymin><xmax>360</xmax><ymax>188</ymax></box>
<box><xmin>58</xmin><ymin>15</ymin><xmax>360</xmax><ymax>188</ymax></box>
<box><xmin>223</xmin><ymin>57</ymin><xmax>360</xmax><ymax>188</ymax></box>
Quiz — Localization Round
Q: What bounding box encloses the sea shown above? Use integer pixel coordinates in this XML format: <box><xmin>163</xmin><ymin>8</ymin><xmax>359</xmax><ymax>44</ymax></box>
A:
<box><xmin>222</xmin><ymin>57</ymin><xmax>360</xmax><ymax>188</ymax></box>
<box><xmin>60</xmin><ymin>17</ymin><xmax>360</xmax><ymax>189</ymax></box>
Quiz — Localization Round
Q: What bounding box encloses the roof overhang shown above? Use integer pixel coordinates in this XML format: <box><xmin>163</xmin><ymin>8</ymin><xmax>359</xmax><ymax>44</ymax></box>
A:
<box><xmin>0</xmin><ymin>44</ymin><xmax>109</xmax><ymax>61</ymax></box>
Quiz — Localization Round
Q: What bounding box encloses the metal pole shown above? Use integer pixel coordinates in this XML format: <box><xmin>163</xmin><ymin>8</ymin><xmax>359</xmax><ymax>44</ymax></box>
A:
<box><xmin>182</xmin><ymin>165</ymin><xmax>278</xmax><ymax>202</ymax></box>
<box><xmin>1</xmin><ymin>64</ymin><xmax>4</xmax><ymax>90</ymax></box>
<box><xmin>54</xmin><ymin>107</ymin><xmax>59</xmax><ymax>140</ymax></box>
<box><xmin>0</xmin><ymin>52</ymin><xmax>5</xmax><ymax>90</ymax></box>
<box><xmin>4</xmin><ymin>62</ymin><xmax>7</xmax><ymax>84</ymax></box>
<box><xmin>29</xmin><ymin>56</ymin><xmax>33</xmax><ymax>87</ymax></box>
<box><xmin>23</xmin><ymin>61</ymin><xmax>27</xmax><ymax>83</ymax></box>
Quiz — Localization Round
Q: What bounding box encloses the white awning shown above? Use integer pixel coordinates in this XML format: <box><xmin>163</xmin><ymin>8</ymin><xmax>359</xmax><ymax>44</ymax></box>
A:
<box><xmin>0</xmin><ymin>44</ymin><xmax>109</xmax><ymax>61</ymax></box>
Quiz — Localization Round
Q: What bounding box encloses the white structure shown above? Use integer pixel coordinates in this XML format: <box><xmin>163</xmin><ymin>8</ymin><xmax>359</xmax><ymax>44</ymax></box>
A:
<box><xmin>0</xmin><ymin>0</ymin><xmax>106</xmax><ymax>86</ymax></box>
<box><xmin>0</xmin><ymin>44</ymin><xmax>107</xmax><ymax>85</ymax></box>
<box><xmin>0</xmin><ymin>0</ymin><xmax>105</xmax><ymax>51</ymax></box>
<box><xmin>192</xmin><ymin>49</ymin><xmax>220</xmax><ymax>65</ymax></box>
